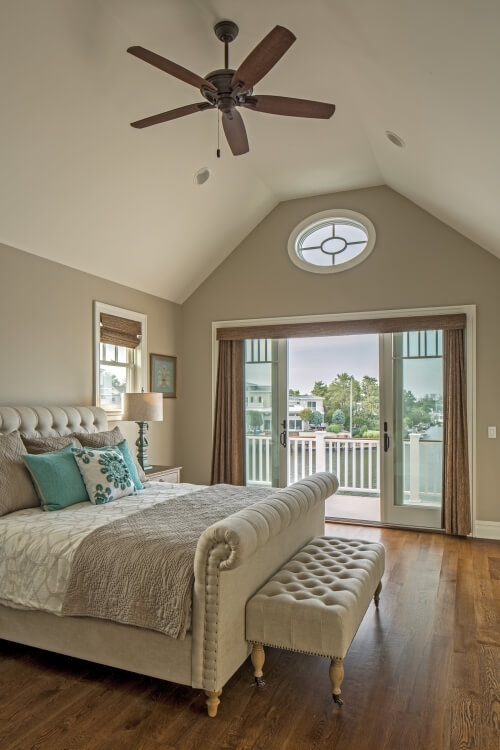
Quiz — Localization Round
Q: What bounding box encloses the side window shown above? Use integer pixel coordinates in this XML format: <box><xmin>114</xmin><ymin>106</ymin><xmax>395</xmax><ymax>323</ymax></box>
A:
<box><xmin>94</xmin><ymin>302</ymin><xmax>147</xmax><ymax>416</ymax></box>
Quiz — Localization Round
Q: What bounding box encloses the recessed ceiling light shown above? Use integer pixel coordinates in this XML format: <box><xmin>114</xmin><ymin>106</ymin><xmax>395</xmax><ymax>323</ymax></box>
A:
<box><xmin>385</xmin><ymin>131</ymin><xmax>405</xmax><ymax>148</ymax></box>
<box><xmin>194</xmin><ymin>167</ymin><xmax>211</xmax><ymax>185</ymax></box>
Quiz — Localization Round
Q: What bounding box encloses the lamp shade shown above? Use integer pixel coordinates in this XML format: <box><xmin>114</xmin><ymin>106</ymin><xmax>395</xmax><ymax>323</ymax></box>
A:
<box><xmin>121</xmin><ymin>392</ymin><xmax>163</xmax><ymax>422</ymax></box>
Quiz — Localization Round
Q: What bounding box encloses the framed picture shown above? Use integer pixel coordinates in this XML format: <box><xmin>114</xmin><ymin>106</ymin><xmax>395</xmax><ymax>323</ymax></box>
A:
<box><xmin>150</xmin><ymin>353</ymin><xmax>177</xmax><ymax>398</ymax></box>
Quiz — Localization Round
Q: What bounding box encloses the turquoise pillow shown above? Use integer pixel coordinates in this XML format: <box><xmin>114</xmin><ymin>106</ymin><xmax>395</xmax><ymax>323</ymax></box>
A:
<box><xmin>23</xmin><ymin>443</ymin><xmax>89</xmax><ymax>512</ymax></box>
<box><xmin>97</xmin><ymin>439</ymin><xmax>143</xmax><ymax>491</ymax></box>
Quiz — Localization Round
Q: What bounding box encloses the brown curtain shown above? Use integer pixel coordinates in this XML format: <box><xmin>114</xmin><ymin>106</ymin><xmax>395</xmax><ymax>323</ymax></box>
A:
<box><xmin>442</xmin><ymin>329</ymin><xmax>471</xmax><ymax>535</ymax></box>
<box><xmin>211</xmin><ymin>340</ymin><xmax>245</xmax><ymax>485</ymax></box>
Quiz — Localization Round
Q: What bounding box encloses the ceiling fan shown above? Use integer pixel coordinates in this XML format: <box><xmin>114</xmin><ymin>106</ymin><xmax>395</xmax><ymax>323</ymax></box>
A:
<box><xmin>127</xmin><ymin>20</ymin><xmax>335</xmax><ymax>156</ymax></box>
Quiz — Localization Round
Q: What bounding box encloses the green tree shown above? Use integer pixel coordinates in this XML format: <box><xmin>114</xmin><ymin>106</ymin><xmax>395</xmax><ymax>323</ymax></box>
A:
<box><xmin>401</xmin><ymin>389</ymin><xmax>436</xmax><ymax>436</ymax></box>
<box><xmin>288</xmin><ymin>388</ymin><xmax>300</xmax><ymax>397</ymax></box>
<box><xmin>111</xmin><ymin>375</ymin><xmax>125</xmax><ymax>392</ymax></box>
<box><xmin>298</xmin><ymin>408</ymin><xmax>313</xmax><ymax>428</ymax></box>
<box><xmin>332</xmin><ymin>409</ymin><xmax>345</xmax><ymax>425</ymax></box>
<box><xmin>324</xmin><ymin>374</ymin><xmax>360</xmax><ymax>430</ymax></box>
<box><xmin>309</xmin><ymin>410</ymin><xmax>323</xmax><ymax>427</ymax></box>
<box><xmin>323</xmin><ymin>408</ymin><xmax>334</xmax><ymax>425</ymax></box>
<box><xmin>357</xmin><ymin>376</ymin><xmax>379</xmax><ymax>432</ymax></box>
<box><xmin>419</xmin><ymin>393</ymin><xmax>442</xmax><ymax>423</ymax></box>
<box><xmin>311</xmin><ymin>380</ymin><xmax>328</xmax><ymax>397</ymax></box>
<box><xmin>247</xmin><ymin>411</ymin><xmax>263</xmax><ymax>432</ymax></box>
<box><xmin>403</xmin><ymin>389</ymin><xmax>417</xmax><ymax>410</ymax></box>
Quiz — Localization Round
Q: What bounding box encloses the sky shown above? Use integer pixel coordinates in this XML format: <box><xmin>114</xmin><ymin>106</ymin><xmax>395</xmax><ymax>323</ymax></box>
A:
<box><xmin>288</xmin><ymin>335</ymin><xmax>379</xmax><ymax>392</ymax></box>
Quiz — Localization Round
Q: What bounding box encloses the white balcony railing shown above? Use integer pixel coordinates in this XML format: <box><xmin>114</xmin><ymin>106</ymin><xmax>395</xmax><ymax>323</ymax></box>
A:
<box><xmin>246</xmin><ymin>432</ymin><xmax>442</xmax><ymax>503</ymax></box>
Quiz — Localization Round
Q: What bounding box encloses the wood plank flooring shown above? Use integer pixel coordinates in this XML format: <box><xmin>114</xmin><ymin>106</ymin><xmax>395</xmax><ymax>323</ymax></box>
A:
<box><xmin>0</xmin><ymin>525</ymin><xmax>499</xmax><ymax>750</ymax></box>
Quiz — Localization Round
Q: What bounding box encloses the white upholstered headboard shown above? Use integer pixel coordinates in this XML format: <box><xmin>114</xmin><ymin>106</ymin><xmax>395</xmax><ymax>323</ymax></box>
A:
<box><xmin>0</xmin><ymin>406</ymin><xmax>108</xmax><ymax>438</ymax></box>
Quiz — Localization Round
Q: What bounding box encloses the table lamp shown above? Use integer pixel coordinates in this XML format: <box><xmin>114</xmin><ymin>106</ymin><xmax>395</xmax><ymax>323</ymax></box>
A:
<box><xmin>121</xmin><ymin>391</ymin><xmax>163</xmax><ymax>471</ymax></box>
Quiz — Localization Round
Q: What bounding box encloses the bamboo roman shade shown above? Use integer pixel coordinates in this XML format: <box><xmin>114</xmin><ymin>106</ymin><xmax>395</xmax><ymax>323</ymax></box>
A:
<box><xmin>216</xmin><ymin>314</ymin><xmax>466</xmax><ymax>341</ymax></box>
<box><xmin>100</xmin><ymin>313</ymin><xmax>142</xmax><ymax>349</ymax></box>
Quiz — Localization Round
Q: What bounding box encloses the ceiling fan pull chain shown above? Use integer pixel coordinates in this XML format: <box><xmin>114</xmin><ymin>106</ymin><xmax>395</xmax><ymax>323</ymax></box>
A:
<box><xmin>217</xmin><ymin>110</ymin><xmax>221</xmax><ymax>158</ymax></box>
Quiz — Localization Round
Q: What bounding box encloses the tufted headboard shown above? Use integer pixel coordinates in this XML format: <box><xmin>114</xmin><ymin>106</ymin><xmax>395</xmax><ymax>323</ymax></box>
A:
<box><xmin>0</xmin><ymin>406</ymin><xmax>108</xmax><ymax>438</ymax></box>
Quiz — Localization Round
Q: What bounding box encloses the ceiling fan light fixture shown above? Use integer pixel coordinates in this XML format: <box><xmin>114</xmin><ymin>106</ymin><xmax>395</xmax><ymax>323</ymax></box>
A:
<box><xmin>386</xmin><ymin>130</ymin><xmax>405</xmax><ymax>148</ymax></box>
<box><xmin>194</xmin><ymin>167</ymin><xmax>211</xmax><ymax>186</ymax></box>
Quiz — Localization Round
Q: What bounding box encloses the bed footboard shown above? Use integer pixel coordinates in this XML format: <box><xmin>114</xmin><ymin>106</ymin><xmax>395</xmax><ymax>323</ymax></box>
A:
<box><xmin>190</xmin><ymin>472</ymin><xmax>338</xmax><ymax>692</ymax></box>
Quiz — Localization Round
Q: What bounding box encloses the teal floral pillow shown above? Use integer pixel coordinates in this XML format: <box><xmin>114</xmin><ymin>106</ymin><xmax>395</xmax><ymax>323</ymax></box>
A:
<box><xmin>93</xmin><ymin>440</ymin><xmax>143</xmax><ymax>491</ymax></box>
<box><xmin>72</xmin><ymin>447</ymin><xmax>135</xmax><ymax>505</ymax></box>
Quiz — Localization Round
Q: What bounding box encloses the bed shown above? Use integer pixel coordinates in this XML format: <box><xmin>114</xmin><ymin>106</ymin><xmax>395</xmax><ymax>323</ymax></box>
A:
<box><xmin>0</xmin><ymin>405</ymin><xmax>338</xmax><ymax>716</ymax></box>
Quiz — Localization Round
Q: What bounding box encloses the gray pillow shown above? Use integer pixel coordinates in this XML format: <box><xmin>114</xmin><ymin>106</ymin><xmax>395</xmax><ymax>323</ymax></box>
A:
<box><xmin>76</xmin><ymin>426</ymin><xmax>147</xmax><ymax>483</ymax></box>
<box><xmin>22</xmin><ymin>435</ymin><xmax>82</xmax><ymax>455</ymax></box>
<box><xmin>0</xmin><ymin>431</ymin><xmax>39</xmax><ymax>516</ymax></box>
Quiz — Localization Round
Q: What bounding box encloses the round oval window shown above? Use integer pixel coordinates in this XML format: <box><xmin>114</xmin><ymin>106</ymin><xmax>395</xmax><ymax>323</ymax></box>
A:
<box><xmin>288</xmin><ymin>209</ymin><xmax>376</xmax><ymax>274</ymax></box>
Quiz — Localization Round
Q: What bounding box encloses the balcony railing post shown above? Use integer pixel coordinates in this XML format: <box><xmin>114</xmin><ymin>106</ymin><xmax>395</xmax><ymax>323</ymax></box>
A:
<box><xmin>409</xmin><ymin>433</ymin><xmax>421</xmax><ymax>503</ymax></box>
<box><xmin>315</xmin><ymin>430</ymin><xmax>327</xmax><ymax>472</ymax></box>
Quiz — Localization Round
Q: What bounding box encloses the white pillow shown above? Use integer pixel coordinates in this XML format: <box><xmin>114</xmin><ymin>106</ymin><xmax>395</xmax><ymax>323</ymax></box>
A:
<box><xmin>72</xmin><ymin>447</ymin><xmax>135</xmax><ymax>505</ymax></box>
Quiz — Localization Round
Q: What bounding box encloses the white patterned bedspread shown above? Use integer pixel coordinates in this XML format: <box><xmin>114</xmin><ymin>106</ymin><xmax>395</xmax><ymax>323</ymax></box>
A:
<box><xmin>0</xmin><ymin>482</ymin><xmax>205</xmax><ymax>614</ymax></box>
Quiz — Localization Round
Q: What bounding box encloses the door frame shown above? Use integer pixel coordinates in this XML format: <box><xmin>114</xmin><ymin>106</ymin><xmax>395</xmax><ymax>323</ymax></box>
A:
<box><xmin>212</xmin><ymin>304</ymin><xmax>476</xmax><ymax>533</ymax></box>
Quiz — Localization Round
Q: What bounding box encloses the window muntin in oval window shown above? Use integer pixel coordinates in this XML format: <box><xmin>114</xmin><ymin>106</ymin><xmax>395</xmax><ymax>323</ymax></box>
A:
<box><xmin>288</xmin><ymin>210</ymin><xmax>375</xmax><ymax>274</ymax></box>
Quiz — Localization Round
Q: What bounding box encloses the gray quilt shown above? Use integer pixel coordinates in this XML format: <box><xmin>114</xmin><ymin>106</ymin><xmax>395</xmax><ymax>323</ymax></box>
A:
<box><xmin>61</xmin><ymin>484</ymin><xmax>273</xmax><ymax>638</ymax></box>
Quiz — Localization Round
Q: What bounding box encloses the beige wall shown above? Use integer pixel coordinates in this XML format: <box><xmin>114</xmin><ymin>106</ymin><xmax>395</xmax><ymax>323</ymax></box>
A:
<box><xmin>180</xmin><ymin>186</ymin><xmax>500</xmax><ymax>525</ymax></box>
<box><xmin>0</xmin><ymin>243</ymin><xmax>181</xmax><ymax>465</ymax></box>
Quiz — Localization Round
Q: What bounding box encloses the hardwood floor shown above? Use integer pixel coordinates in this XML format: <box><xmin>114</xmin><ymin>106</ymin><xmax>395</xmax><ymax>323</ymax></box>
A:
<box><xmin>1</xmin><ymin>525</ymin><xmax>499</xmax><ymax>750</ymax></box>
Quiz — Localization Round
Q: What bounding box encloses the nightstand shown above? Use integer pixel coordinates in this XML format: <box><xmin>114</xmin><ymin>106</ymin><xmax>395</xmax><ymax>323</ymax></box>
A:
<box><xmin>144</xmin><ymin>465</ymin><xmax>182</xmax><ymax>483</ymax></box>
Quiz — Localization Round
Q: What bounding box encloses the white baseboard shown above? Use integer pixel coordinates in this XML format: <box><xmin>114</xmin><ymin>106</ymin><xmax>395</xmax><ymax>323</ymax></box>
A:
<box><xmin>474</xmin><ymin>521</ymin><xmax>500</xmax><ymax>540</ymax></box>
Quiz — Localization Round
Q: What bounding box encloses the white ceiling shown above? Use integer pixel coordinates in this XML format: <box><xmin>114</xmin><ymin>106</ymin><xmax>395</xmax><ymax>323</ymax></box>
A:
<box><xmin>1</xmin><ymin>0</ymin><xmax>499</xmax><ymax>302</ymax></box>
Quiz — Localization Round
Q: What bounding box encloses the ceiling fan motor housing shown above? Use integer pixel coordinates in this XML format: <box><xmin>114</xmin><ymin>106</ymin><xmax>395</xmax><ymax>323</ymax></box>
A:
<box><xmin>202</xmin><ymin>69</ymin><xmax>252</xmax><ymax>114</ymax></box>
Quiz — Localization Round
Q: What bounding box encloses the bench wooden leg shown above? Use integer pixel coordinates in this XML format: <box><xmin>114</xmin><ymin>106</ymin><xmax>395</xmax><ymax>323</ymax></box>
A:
<box><xmin>251</xmin><ymin>642</ymin><xmax>266</xmax><ymax>686</ymax></box>
<box><xmin>329</xmin><ymin>658</ymin><xmax>344</xmax><ymax>706</ymax></box>
<box><xmin>205</xmin><ymin>688</ymin><xmax>222</xmax><ymax>718</ymax></box>
<box><xmin>374</xmin><ymin>580</ymin><xmax>382</xmax><ymax>607</ymax></box>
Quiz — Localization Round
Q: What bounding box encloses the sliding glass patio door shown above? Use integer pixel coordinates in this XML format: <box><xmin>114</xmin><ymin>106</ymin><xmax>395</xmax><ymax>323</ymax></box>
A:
<box><xmin>380</xmin><ymin>330</ymin><xmax>443</xmax><ymax>528</ymax></box>
<box><xmin>244</xmin><ymin>331</ymin><xmax>445</xmax><ymax>530</ymax></box>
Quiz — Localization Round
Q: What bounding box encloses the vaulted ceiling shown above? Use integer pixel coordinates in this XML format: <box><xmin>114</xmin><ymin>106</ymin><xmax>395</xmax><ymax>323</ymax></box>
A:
<box><xmin>1</xmin><ymin>0</ymin><xmax>499</xmax><ymax>302</ymax></box>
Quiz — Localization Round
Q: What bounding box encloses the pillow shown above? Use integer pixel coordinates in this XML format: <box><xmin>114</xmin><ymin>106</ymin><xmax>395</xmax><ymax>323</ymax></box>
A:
<box><xmin>72</xmin><ymin>447</ymin><xmax>135</xmax><ymax>505</ymax></box>
<box><xmin>95</xmin><ymin>439</ymin><xmax>143</xmax><ymax>491</ymax></box>
<box><xmin>76</xmin><ymin>426</ymin><xmax>147</xmax><ymax>483</ymax></box>
<box><xmin>0</xmin><ymin>431</ymin><xmax>39</xmax><ymax>516</ymax></box>
<box><xmin>23</xmin><ymin>444</ymin><xmax>89</xmax><ymax>512</ymax></box>
<box><xmin>22</xmin><ymin>434</ymin><xmax>83</xmax><ymax>455</ymax></box>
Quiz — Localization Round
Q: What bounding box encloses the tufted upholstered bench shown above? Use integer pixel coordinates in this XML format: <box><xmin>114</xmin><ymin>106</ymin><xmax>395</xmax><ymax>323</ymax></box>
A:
<box><xmin>245</xmin><ymin>536</ymin><xmax>385</xmax><ymax>705</ymax></box>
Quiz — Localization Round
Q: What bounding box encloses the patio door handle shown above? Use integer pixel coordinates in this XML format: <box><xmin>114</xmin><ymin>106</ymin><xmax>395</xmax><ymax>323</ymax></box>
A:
<box><xmin>383</xmin><ymin>421</ymin><xmax>390</xmax><ymax>452</ymax></box>
<box><xmin>280</xmin><ymin>419</ymin><xmax>287</xmax><ymax>448</ymax></box>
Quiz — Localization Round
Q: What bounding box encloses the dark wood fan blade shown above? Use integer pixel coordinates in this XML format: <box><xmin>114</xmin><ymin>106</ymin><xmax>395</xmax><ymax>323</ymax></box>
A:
<box><xmin>222</xmin><ymin>110</ymin><xmax>249</xmax><ymax>155</ymax></box>
<box><xmin>127</xmin><ymin>46</ymin><xmax>216</xmax><ymax>91</ymax></box>
<box><xmin>243</xmin><ymin>95</ymin><xmax>335</xmax><ymax>119</ymax></box>
<box><xmin>130</xmin><ymin>102</ymin><xmax>214</xmax><ymax>129</ymax></box>
<box><xmin>231</xmin><ymin>26</ymin><xmax>296</xmax><ymax>93</ymax></box>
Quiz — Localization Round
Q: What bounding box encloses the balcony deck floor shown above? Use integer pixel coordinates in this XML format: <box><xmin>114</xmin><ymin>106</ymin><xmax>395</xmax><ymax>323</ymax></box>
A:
<box><xmin>325</xmin><ymin>492</ymin><xmax>381</xmax><ymax>522</ymax></box>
